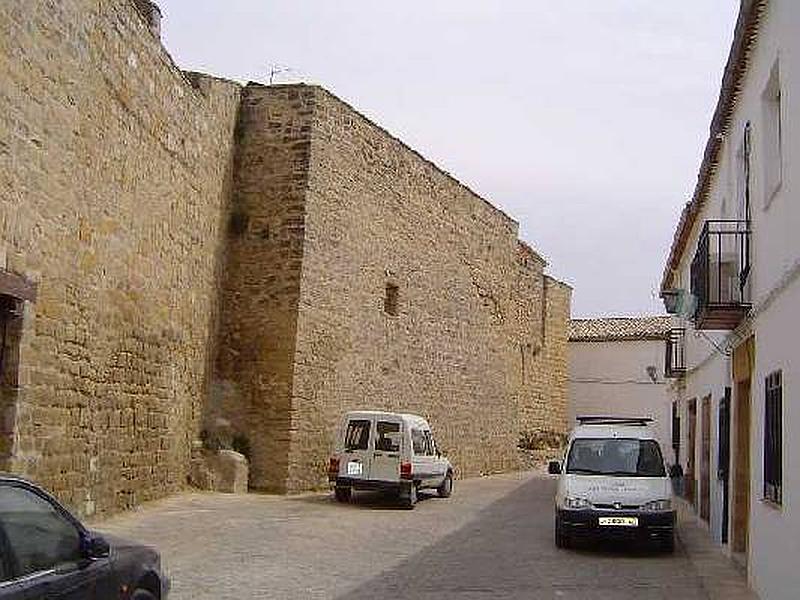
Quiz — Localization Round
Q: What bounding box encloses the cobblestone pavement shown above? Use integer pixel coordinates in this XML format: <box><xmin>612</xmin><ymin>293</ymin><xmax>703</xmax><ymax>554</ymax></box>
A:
<box><xmin>95</xmin><ymin>473</ymin><xmax>758</xmax><ymax>600</ymax></box>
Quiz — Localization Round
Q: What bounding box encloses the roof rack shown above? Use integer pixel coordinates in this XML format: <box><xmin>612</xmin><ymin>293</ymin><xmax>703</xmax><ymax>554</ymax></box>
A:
<box><xmin>576</xmin><ymin>416</ymin><xmax>653</xmax><ymax>426</ymax></box>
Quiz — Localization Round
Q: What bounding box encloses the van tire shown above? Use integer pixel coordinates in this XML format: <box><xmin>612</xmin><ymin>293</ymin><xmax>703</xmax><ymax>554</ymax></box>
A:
<box><xmin>555</xmin><ymin>516</ymin><xmax>570</xmax><ymax>549</ymax></box>
<box><xmin>660</xmin><ymin>533</ymin><xmax>675</xmax><ymax>553</ymax></box>
<box><xmin>402</xmin><ymin>484</ymin><xmax>418</xmax><ymax>509</ymax></box>
<box><xmin>437</xmin><ymin>472</ymin><xmax>454</xmax><ymax>498</ymax></box>
<box><xmin>334</xmin><ymin>486</ymin><xmax>351</xmax><ymax>503</ymax></box>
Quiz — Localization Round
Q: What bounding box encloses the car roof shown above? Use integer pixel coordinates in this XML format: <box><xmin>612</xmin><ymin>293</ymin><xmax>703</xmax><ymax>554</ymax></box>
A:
<box><xmin>569</xmin><ymin>424</ymin><xmax>657</xmax><ymax>440</ymax></box>
<box><xmin>0</xmin><ymin>473</ymin><xmax>36</xmax><ymax>485</ymax></box>
<box><xmin>343</xmin><ymin>410</ymin><xmax>429</xmax><ymax>426</ymax></box>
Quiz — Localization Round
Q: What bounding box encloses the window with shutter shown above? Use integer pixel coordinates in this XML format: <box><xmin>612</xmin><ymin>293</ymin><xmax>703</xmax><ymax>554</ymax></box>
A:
<box><xmin>763</xmin><ymin>370</ymin><xmax>782</xmax><ymax>505</ymax></box>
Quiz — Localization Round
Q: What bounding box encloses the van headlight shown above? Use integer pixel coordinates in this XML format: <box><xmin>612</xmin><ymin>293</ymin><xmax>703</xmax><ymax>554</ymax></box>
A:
<box><xmin>641</xmin><ymin>499</ymin><xmax>672</xmax><ymax>512</ymax></box>
<box><xmin>562</xmin><ymin>496</ymin><xmax>592</xmax><ymax>510</ymax></box>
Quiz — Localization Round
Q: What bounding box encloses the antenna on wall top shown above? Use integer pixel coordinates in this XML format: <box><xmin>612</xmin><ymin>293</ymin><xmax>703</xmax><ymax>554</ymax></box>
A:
<box><xmin>268</xmin><ymin>64</ymin><xmax>293</xmax><ymax>85</ymax></box>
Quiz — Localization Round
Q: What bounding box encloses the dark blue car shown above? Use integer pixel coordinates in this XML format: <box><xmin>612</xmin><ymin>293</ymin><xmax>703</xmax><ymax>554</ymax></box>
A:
<box><xmin>0</xmin><ymin>475</ymin><xmax>169</xmax><ymax>599</ymax></box>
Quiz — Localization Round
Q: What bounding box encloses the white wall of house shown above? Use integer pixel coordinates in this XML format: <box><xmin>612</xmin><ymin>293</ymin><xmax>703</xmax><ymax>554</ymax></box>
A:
<box><xmin>667</xmin><ymin>1</ymin><xmax>800</xmax><ymax>598</ymax></box>
<box><xmin>569</xmin><ymin>340</ymin><xmax>673</xmax><ymax>461</ymax></box>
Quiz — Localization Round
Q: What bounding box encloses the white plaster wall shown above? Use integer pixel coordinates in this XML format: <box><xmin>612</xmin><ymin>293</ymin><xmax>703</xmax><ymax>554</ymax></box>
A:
<box><xmin>749</xmin><ymin>279</ymin><xmax>800</xmax><ymax>600</ymax></box>
<box><xmin>667</xmin><ymin>1</ymin><xmax>800</xmax><ymax>597</ymax></box>
<box><xmin>674</xmin><ymin>351</ymin><xmax>729</xmax><ymax>544</ymax></box>
<box><xmin>569</xmin><ymin>340</ymin><xmax>672</xmax><ymax>460</ymax></box>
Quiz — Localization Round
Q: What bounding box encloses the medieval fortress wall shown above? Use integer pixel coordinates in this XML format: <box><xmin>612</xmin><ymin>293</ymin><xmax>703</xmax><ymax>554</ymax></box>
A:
<box><xmin>0</xmin><ymin>0</ymin><xmax>571</xmax><ymax>515</ymax></box>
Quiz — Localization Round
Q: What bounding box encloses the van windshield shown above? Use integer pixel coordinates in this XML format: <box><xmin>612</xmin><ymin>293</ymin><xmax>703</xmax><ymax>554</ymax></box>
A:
<box><xmin>566</xmin><ymin>438</ymin><xmax>665</xmax><ymax>477</ymax></box>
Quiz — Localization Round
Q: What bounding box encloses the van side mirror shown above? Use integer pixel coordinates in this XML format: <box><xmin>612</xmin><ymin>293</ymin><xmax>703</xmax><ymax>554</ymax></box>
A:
<box><xmin>548</xmin><ymin>461</ymin><xmax>561</xmax><ymax>475</ymax></box>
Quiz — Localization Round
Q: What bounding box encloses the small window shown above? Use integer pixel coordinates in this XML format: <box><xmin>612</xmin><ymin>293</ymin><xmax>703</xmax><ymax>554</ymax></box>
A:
<box><xmin>375</xmin><ymin>421</ymin><xmax>401</xmax><ymax>452</ymax></box>
<box><xmin>384</xmin><ymin>283</ymin><xmax>399</xmax><ymax>316</ymax></box>
<box><xmin>0</xmin><ymin>485</ymin><xmax>82</xmax><ymax>579</ymax></box>
<box><xmin>411</xmin><ymin>429</ymin><xmax>426</xmax><ymax>455</ymax></box>
<box><xmin>764</xmin><ymin>370</ymin><xmax>782</xmax><ymax>504</ymax></box>
<box><xmin>344</xmin><ymin>420</ymin><xmax>371</xmax><ymax>452</ymax></box>
<box><xmin>761</xmin><ymin>60</ymin><xmax>782</xmax><ymax>205</ymax></box>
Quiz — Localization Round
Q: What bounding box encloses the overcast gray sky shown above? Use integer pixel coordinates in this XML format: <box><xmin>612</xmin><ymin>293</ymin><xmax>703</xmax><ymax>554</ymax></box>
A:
<box><xmin>158</xmin><ymin>0</ymin><xmax>739</xmax><ymax>317</ymax></box>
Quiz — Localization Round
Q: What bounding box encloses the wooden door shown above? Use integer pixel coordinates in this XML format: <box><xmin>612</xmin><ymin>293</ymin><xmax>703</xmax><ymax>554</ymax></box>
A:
<box><xmin>732</xmin><ymin>379</ymin><xmax>751</xmax><ymax>556</ymax></box>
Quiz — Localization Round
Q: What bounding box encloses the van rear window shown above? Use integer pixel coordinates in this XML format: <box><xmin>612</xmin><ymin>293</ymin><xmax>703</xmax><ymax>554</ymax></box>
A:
<box><xmin>376</xmin><ymin>421</ymin><xmax>401</xmax><ymax>452</ymax></box>
<box><xmin>344</xmin><ymin>420</ymin><xmax>371</xmax><ymax>451</ymax></box>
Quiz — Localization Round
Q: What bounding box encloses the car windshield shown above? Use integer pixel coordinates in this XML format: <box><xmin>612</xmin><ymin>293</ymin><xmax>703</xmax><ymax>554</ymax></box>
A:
<box><xmin>566</xmin><ymin>438</ymin><xmax>666</xmax><ymax>477</ymax></box>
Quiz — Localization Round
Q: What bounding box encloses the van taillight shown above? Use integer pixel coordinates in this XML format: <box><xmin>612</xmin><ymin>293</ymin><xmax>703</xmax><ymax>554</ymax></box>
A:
<box><xmin>328</xmin><ymin>457</ymin><xmax>340</xmax><ymax>475</ymax></box>
<box><xmin>400</xmin><ymin>461</ymin><xmax>412</xmax><ymax>480</ymax></box>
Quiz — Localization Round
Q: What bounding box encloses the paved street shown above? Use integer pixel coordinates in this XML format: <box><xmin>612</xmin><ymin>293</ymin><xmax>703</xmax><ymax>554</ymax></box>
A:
<box><xmin>96</xmin><ymin>473</ymin><xmax>756</xmax><ymax>600</ymax></box>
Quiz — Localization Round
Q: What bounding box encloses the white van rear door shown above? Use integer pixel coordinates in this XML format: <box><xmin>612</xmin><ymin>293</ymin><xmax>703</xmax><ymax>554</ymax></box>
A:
<box><xmin>340</xmin><ymin>417</ymin><xmax>373</xmax><ymax>481</ymax></box>
<box><xmin>371</xmin><ymin>418</ymin><xmax>403</xmax><ymax>482</ymax></box>
<box><xmin>411</xmin><ymin>427</ymin><xmax>437</xmax><ymax>486</ymax></box>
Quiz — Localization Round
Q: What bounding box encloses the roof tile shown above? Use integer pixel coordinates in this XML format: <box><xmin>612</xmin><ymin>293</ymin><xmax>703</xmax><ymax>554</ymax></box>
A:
<box><xmin>569</xmin><ymin>316</ymin><xmax>672</xmax><ymax>342</ymax></box>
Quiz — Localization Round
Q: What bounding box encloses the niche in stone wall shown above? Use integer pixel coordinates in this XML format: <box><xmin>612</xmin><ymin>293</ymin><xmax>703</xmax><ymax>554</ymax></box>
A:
<box><xmin>0</xmin><ymin>295</ymin><xmax>24</xmax><ymax>469</ymax></box>
<box><xmin>384</xmin><ymin>282</ymin><xmax>399</xmax><ymax>316</ymax></box>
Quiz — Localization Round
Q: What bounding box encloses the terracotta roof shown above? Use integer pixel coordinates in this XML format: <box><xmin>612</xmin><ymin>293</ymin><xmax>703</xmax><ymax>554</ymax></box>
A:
<box><xmin>660</xmin><ymin>0</ymin><xmax>767</xmax><ymax>292</ymax></box>
<box><xmin>569</xmin><ymin>316</ymin><xmax>672</xmax><ymax>342</ymax></box>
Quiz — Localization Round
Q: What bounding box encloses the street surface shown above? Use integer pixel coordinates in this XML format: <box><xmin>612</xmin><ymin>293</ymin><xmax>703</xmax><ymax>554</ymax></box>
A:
<box><xmin>97</xmin><ymin>473</ymin><xmax>755</xmax><ymax>599</ymax></box>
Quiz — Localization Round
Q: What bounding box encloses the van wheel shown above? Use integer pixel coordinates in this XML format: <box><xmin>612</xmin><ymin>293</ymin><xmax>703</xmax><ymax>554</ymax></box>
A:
<box><xmin>334</xmin><ymin>486</ymin><xmax>351</xmax><ymax>503</ymax></box>
<box><xmin>402</xmin><ymin>484</ymin><xmax>418</xmax><ymax>509</ymax></box>
<box><xmin>437</xmin><ymin>472</ymin><xmax>454</xmax><ymax>498</ymax></box>
<box><xmin>660</xmin><ymin>532</ymin><xmax>675</xmax><ymax>553</ymax></box>
<box><xmin>555</xmin><ymin>516</ymin><xmax>570</xmax><ymax>549</ymax></box>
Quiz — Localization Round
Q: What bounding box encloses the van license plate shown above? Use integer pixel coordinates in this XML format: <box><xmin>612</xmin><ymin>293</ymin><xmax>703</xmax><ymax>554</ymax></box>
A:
<box><xmin>598</xmin><ymin>517</ymin><xmax>638</xmax><ymax>527</ymax></box>
<box><xmin>347</xmin><ymin>461</ymin><xmax>363</xmax><ymax>476</ymax></box>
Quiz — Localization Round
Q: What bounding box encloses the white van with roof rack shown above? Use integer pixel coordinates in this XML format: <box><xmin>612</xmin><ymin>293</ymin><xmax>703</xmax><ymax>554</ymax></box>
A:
<box><xmin>328</xmin><ymin>411</ymin><xmax>454</xmax><ymax>509</ymax></box>
<box><xmin>548</xmin><ymin>416</ymin><xmax>676</xmax><ymax>552</ymax></box>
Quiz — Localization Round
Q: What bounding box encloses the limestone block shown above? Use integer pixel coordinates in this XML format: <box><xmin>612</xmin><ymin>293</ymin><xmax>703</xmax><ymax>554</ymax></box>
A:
<box><xmin>190</xmin><ymin>449</ymin><xmax>249</xmax><ymax>494</ymax></box>
<box><xmin>209</xmin><ymin>450</ymin><xmax>249</xmax><ymax>494</ymax></box>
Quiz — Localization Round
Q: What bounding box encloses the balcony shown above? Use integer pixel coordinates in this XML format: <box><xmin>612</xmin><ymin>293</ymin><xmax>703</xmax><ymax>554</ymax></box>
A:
<box><xmin>665</xmin><ymin>328</ymin><xmax>686</xmax><ymax>378</ymax></box>
<box><xmin>690</xmin><ymin>220</ymin><xmax>751</xmax><ymax>330</ymax></box>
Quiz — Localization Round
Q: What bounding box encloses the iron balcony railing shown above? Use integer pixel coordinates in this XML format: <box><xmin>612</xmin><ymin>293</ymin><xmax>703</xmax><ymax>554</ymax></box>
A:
<box><xmin>665</xmin><ymin>328</ymin><xmax>686</xmax><ymax>378</ymax></box>
<box><xmin>690</xmin><ymin>220</ymin><xmax>752</xmax><ymax>329</ymax></box>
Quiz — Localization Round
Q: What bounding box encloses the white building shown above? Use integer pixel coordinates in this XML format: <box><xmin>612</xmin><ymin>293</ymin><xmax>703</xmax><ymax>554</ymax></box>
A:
<box><xmin>569</xmin><ymin>317</ymin><xmax>677</xmax><ymax>462</ymax></box>
<box><xmin>660</xmin><ymin>1</ymin><xmax>798</xmax><ymax>598</ymax></box>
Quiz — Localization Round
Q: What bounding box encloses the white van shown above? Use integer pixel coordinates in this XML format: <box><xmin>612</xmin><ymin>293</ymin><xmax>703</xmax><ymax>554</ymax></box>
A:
<box><xmin>549</xmin><ymin>416</ymin><xmax>675</xmax><ymax>551</ymax></box>
<box><xmin>328</xmin><ymin>411</ymin><xmax>454</xmax><ymax>509</ymax></box>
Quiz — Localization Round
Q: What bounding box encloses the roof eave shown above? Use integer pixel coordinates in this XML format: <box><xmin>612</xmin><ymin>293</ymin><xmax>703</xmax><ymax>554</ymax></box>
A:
<box><xmin>660</xmin><ymin>0</ymin><xmax>767</xmax><ymax>293</ymax></box>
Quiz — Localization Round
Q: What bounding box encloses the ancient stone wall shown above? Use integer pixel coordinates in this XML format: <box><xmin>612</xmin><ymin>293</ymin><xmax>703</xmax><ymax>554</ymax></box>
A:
<box><xmin>1</xmin><ymin>1</ymin><xmax>572</xmax><ymax>506</ymax></box>
<box><xmin>0</xmin><ymin>0</ymin><xmax>240</xmax><ymax>516</ymax></box>
<box><xmin>212</xmin><ymin>84</ymin><xmax>314</xmax><ymax>493</ymax></box>
<box><xmin>540</xmin><ymin>277</ymin><xmax>573</xmax><ymax>434</ymax></box>
<box><xmin>512</xmin><ymin>242</ymin><xmax>549</xmax><ymax>439</ymax></box>
<box><xmin>280</xmin><ymin>86</ymin><xmax>570</xmax><ymax>490</ymax></box>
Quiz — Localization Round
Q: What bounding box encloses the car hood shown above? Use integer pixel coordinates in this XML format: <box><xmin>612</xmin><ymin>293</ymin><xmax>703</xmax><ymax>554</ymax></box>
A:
<box><xmin>564</xmin><ymin>475</ymin><xmax>671</xmax><ymax>506</ymax></box>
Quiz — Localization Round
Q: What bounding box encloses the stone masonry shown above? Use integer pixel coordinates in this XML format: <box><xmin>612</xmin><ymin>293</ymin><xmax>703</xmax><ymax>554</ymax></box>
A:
<box><xmin>0</xmin><ymin>0</ymin><xmax>571</xmax><ymax>513</ymax></box>
<box><xmin>0</xmin><ymin>0</ymin><xmax>239</xmax><ymax>516</ymax></box>
<box><xmin>213</xmin><ymin>85</ymin><xmax>573</xmax><ymax>492</ymax></box>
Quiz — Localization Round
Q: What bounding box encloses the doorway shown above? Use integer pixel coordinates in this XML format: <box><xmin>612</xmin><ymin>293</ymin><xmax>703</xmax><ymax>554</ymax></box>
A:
<box><xmin>0</xmin><ymin>295</ymin><xmax>23</xmax><ymax>470</ymax></box>
<box><xmin>732</xmin><ymin>378</ymin><xmax>751</xmax><ymax>557</ymax></box>
<box><xmin>686</xmin><ymin>399</ymin><xmax>697</xmax><ymax>506</ymax></box>
<box><xmin>719</xmin><ymin>389</ymin><xmax>731</xmax><ymax>544</ymax></box>
<box><xmin>700</xmin><ymin>396</ymin><xmax>711</xmax><ymax>521</ymax></box>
